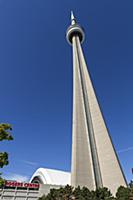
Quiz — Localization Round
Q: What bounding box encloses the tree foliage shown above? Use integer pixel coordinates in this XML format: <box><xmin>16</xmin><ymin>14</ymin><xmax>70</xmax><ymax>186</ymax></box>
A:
<box><xmin>0</xmin><ymin>124</ymin><xmax>13</xmax><ymax>141</ymax></box>
<box><xmin>116</xmin><ymin>185</ymin><xmax>133</xmax><ymax>200</ymax></box>
<box><xmin>91</xmin><ymin>187</ymin><xmax>115</xmax><ymax>200</ymax></box>
<box><xmin>39</xmin><ymin>185</ymin><xmax>115</xmax><ymax>200</ymax></box>
<box><xmin>39</xmin><ymin>185</ymin><xmax>133</xmax><ymax>200</ymax></box>
<box><xmin>0</xmin><ymin>123</ymin><xmax>13</xmax><ymax>187</ymax></box>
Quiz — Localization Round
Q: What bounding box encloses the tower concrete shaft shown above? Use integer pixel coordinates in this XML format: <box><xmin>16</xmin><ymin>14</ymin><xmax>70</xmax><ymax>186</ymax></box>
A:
<box><xmin>66</xmin><ymin>12</ymin><xmax>127</xmax><ymax>195</ymax></box>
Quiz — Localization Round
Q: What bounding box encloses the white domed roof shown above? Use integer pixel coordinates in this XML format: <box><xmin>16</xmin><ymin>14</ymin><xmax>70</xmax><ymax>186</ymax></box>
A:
<box><xmin>30</xmin><ymin>168</ymin><xmax>71</xmax><ymax>186</ymax></box>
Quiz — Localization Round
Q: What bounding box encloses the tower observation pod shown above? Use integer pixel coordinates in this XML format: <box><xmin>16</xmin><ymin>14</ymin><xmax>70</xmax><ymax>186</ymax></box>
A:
<box><xmin>66</xmin><ymin>11</ymin><xmax>85</xmax><ymax>45</ymax></box>
<box><xmin>66</xmin><ymin>12</ymin><xmax>127</xmax><ymax>195</ymax></box>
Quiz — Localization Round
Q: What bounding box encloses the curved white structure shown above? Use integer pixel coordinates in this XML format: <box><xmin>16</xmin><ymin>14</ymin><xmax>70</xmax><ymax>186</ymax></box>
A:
<box><xmin>30</xmin><ymin>168</ymin><xmax>70</xmax><ymax>186</ymax></box>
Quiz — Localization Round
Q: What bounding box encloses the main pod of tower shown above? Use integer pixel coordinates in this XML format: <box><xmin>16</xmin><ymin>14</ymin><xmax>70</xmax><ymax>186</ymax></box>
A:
<box><xmin>66</xmin><ymin>12</ymin><xmax>127</xmax><ymax>195</ymax></box>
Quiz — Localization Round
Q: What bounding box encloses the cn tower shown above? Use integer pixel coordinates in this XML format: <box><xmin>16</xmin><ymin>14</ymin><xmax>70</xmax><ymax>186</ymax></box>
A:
<box><xmin>66</xmin><ymin>12</ymin><xmax>127</xmax><ymax>195</ymax></box>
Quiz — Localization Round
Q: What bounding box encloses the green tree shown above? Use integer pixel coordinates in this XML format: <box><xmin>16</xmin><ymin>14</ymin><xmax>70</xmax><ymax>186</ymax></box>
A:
<box><xmin>116</xmin><ymin>186</ymin><xmax>131</xmax><ymax>200</ymax></box>
<box><xmin>61</xmin><ymin>185</ymin><xmax>73</xmax><ymax>200</ymax></box>
<box><xmin>129</xmin><ymin>181</ymin><xmax>133</xmax><ymax>189</ymax></box>
<box><xmin>91</xmin><ymin>187</ymin><xmax>115</xmax><ymax>200</ymax></box>
<box><xmin>0</xmin><ymin>123</ymin><xmax>13</xmax><ymax>187</ymax></box>
<box><xmin>39</xmin><ymin>185</ymin><xmax>133</xmax><ymax>200</ymax></box>
<box><xmin>73</xmin><ymin>186</ymin><xmax>83</xmax><ymax>199</ymax></box>
<box><xmin>81</xmin><ymin>187</ymin><xmax>92</xmax><ymax>200</ymax></box>
<box><xmin>39</xmin><ymin>185</ymin><xmax>74</xmax><ymax>200</ymax></box>
<box><xmin>41</xmin><ymin>186</ymin><xmax>116</xmax><ymax>199</ymax></box>
<box><xmin>44</xmin><ymin>188</ymin><xmax>60</xmax><ymax>200</ymax></box>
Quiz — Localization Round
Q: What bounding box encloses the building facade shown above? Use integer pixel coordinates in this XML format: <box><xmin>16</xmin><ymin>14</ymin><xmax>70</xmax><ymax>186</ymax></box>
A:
<box><xmin>0</xmin><ymin>169</ymin><xmax>70</xmax><ymax>199</ymax></box>
<box><xmin>0</xmin><ymin>181</ymin><xmax>40</xmax><ymax>200</ymax></box>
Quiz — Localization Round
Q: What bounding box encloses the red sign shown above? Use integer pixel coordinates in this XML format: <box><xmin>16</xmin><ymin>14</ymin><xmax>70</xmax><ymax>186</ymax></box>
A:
<box><xmin>5</xmin><ymin>181</ymin><xmax>39</xmax><ymax>189</ymax></box>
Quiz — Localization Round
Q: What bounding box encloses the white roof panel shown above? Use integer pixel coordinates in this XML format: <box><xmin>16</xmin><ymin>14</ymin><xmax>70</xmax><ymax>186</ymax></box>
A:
<box><xmin>30</xmin><ymin>168</ymin><xmax>70</xmax><ymax>186</ymax></box>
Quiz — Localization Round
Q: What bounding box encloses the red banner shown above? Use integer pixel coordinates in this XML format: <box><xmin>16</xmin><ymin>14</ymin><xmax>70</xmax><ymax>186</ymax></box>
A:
<box><xmin>5</xmin><ymin>181</ymin><xmax>39</xmax><ymax>189</ymax></box>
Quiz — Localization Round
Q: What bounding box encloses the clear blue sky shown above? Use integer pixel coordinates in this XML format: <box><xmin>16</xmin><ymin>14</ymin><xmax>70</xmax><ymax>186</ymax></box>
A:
<box><xmin>0</xmin><ymin>0</ymin><xmax>133</xmax><ymax>183</ymax></box>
